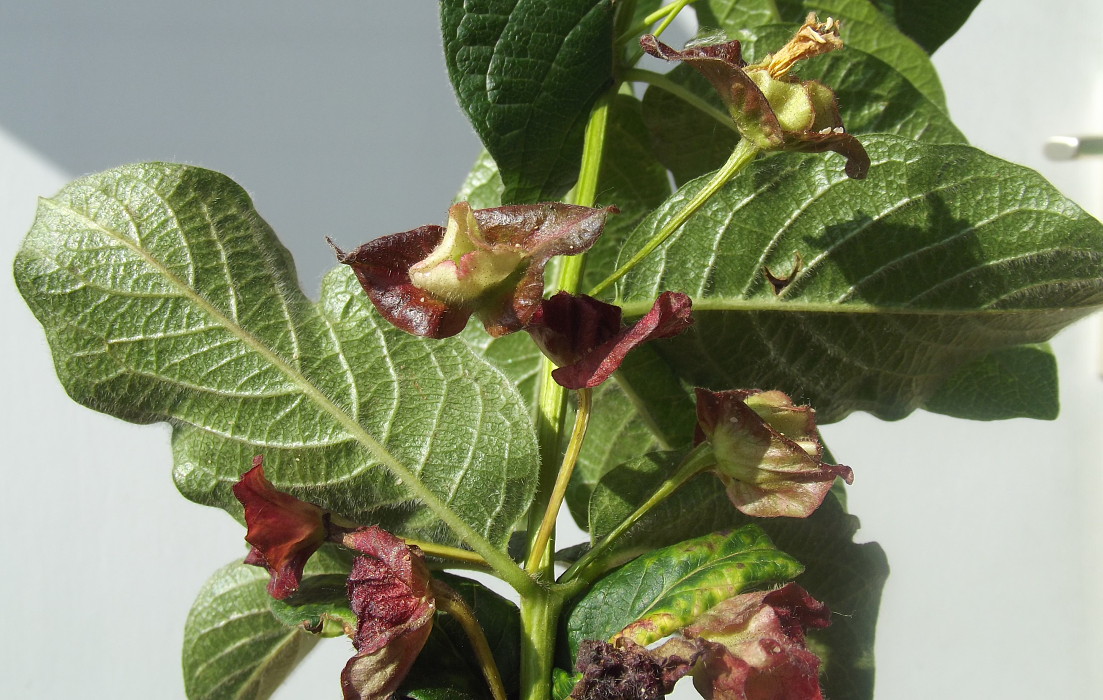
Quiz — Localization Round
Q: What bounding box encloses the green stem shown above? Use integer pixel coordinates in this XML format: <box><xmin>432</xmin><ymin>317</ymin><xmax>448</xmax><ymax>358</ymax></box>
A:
<box><xmin>403</xmin><ymin>537</ymin><xmax>490</xmax><ymax>569</ymax></box>
<box><xmin>432</xmin><ymin>580</ymin><xmax>509</xmax><ymax>700</ymax></box>
<box><xmin>614</xmin><ymin>0</ymin><xmax>700</xmax><ymax>46</ymax></box>
<box><xmin>588</xmin><ymin>138</ymin><xmax>759</xmax><ymax>297</ymax></box>
<box><xmin>525</xmin><ymin>92</ymin><xmax>612</xmax><ymax>578</ymax></box>
<box><xmin>519</xmin><ymin>591</ymin><xmax>566</xmax><ymax>700</ymax></box>
<box><xmin>622</xmin><ymin>68</ymin><xmax>740</xmax><ymax>134</ymax></box>
<box><xmin>525</xmin><ymin>388</ymin><xmax>592</xmax><ymax>574</ymax></box>
<box><xmin>560</xmin><ymin>444</ymin><xmax>714</xmax><ymax>585</ymax></box>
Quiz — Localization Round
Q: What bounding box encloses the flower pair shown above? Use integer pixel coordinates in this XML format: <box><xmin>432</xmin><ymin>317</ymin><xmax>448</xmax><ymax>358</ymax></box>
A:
<box><xmin>233</xmin><ymin>459</ymin><xmax>434</xmax><ymax>700</ymax></box>
<box><xmin>333</xmin><ymin>201</ymin><xmax>694</xmax><ymax>388</ymax></box>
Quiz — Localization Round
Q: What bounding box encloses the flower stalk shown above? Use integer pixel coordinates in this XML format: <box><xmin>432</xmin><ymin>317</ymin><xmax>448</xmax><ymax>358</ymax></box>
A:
<box><xmin>589</xmin><ymin>138</ymin><xmax>759</xmax><ymax>296</ymax></box>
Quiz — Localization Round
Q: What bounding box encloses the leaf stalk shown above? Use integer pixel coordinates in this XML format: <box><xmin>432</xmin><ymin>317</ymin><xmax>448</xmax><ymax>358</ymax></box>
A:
<box><xmin>588</xmin><ymin>138</ymin><xmax>759</xmax><ymax>297</ymax></box>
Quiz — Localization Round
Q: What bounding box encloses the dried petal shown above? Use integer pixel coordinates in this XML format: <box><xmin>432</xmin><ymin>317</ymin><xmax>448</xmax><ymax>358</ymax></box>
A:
<box><xmin>695</xmin><ymin>389</ymin><xmax>853</xmax><ymax>518</ymax></box>
<box><xmin>640</xmin><ymin>18</ymin><xmax>869</xmax><ymax>179</ymax></box>
<box><xmin>684</xmin><ymin>583</ymin><xmax>830</xmax><ymax>700</ymax></box>
<box><xmin>529</xmin><ymin>291</ymin><xmax>694</xmax><ymax>389</ymax></box>
<box><xmin>572</xmin><ymin>638</ymin><xmax>698</xmax><ymax>700</ymax></box>
<box><xmin>334</xmin><ymin>202</ymin><xmax>615</xmax><ymax>338</ymax></box>
<box><xmin>340</xmin><ymin>527</ymin><xmax>436</xmax><ymax>700</ymax></box>
<box><xmin>232</xmin><ymin>456</ymin><xmax>329</xmax><ymax>599</ymax></box>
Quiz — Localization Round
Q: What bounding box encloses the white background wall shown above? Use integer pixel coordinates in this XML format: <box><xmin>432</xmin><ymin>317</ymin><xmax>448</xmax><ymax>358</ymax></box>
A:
<box><xmin>1</xmin><ymin>1</ymin><xmax>1100</xmax><ymax>698</ymax></box>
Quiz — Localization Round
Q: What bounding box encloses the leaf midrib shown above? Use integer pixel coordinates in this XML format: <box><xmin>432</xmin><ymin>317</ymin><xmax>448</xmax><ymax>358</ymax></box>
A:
<box><xmin>40</xmin><ymin>196</ymin><xmax>531</xmax><ymax>590</ymax></box>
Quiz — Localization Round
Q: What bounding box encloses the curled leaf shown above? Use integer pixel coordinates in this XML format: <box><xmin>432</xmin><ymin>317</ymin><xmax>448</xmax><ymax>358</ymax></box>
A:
<box><xmin>232</xmin><ymin>456</ymin><xmax>329</xmax><ymax>599</ymax></box>
<box><xmin>340</xmin><ymin>527</ymin><xmax>436</xmax><ymax>700</ymax></box>
<box><xmin>695</xmin><ymin>389</ymin><xmax>853</xmax><ymax>518</ymax></box>
<box><xmin>334</xmin><ymin>202</ymin><xmax>615</xmax><ymax>338</ymax></box>
<box><xmin>528</xmin><ymin>291</ymin><xmax>694</xmax><ymax>389</ymax></box>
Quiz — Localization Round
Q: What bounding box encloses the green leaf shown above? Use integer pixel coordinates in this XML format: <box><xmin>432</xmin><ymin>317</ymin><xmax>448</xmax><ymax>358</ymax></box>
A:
<box><xmin>266</xmin><ymin>546</ymin><xmax>356</xmax><ymax>637</ymax></box>
<box><xmin>440</xmin><ymin>0</ymin><xmax>616</xmax><ymax>203</ymax></box>
<box><xmin>587</xmin><ymin>457</ymin><xmax>887</xmax><ymax>699</ymax></box>
<box><xmin>565</xmin><ymin>526</ymin><xmax>803</xmax><ymax>658</ymax></box>
<box><xmin>400</xmin><ymin>573</ymin><xmax>521</xmax><ymax>700</ymax></box>
<box><xmin>867</xmin><ymin>0</ymin><xmax>982</xmax><ymax>53</ymax></box>
<box><xmin>924</xmin><ymin>343</ymin><xmax>1060</xmax><ymax>421</ymax></box>
<box><xmin>13</xmin><ymin>163</ymin><xmax>539</xmax><ymax>548</ymax></box>
<box><xmin>639</xmin><ymin>25</ymin><xmax>964</xmax><ymax>184</ymax></box>
<box><xmin>455</xmin><ymin>150</ymin><xmax>504</xmax><ymax>210</ymax></box>
<box><xmin>616</xmin><ymin>136</ymin><xmax>1103</xmax><ymax>423</ymax></box>
<box><xmin>183</xmin><ymin>561</ymin><xmax>317</xmax><ymax>700</ymax></box>
<box><xmin>697</xmin><ymin>0</ymin><xmax>946</xmax><ymax>107</ymax></box>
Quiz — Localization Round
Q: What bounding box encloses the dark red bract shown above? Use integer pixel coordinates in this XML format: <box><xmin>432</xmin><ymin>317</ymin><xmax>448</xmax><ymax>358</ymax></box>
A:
<box><xmin>232</xmin><ymin>456</ymin><xmax>328</xmax><ymax>599</ymax></box>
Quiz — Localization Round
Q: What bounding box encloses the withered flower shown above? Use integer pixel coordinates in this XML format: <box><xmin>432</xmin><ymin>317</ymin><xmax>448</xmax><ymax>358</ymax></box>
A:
<box><xmin>527</xmin><ymin>291</ymin><xmax>694</xmax><ymax>389</ymax></box>
<box><xmin>332</xmin><ymin>201</ymin><xmax>615</xmax><ymax>338</ymax></box>
<box><xmin>233</xmin><ymin>456</ymin><xmax>329</xmax><ymax>599</ymax></box>
<box><xmin>683</xmin><ymin>583</ymin><xmax>831</xmax><ymax>700</ymax></box>
<box><xmin>694</xmin><ymin>388</ymin><xmax>853</xmax><ymax>518</ymax></box>
<box><xmin>340</xmin><ymin>527</ymin><xmax>436</xmax><ymax>700</ymax></box>
<box><xmin>641</xmin><ymin>14</ymin><xmax>870</xmax><ymax>179</ymax></box>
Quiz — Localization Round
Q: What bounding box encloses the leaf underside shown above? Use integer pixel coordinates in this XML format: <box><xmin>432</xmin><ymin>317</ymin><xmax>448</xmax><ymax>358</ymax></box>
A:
<box><xmin>14</xmin><ymin>163</ymin><xmax>540</xmax><ymax>548</ymax></box>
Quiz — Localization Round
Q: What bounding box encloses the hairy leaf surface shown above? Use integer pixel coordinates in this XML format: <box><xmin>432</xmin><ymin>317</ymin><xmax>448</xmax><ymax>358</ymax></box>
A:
<box><xmin>588</xmin><ymin>458</ymin><xmax>886</xmax><ymax>699</ymax></box>
<box><xmin>565</xmin><ymin>526</ymin><xmax>803</xmax><ymax>658</ymax></box>
<box><xmin>616</xmin><ymin>136</ymin><xmax>1103</xmax><ymax>422</ymax></box>
<box><xmin>14</xmin><ymin>164</ymin><xmax>539</xmax><ymax>547</ymax></box>
<box><xmin>441</xmin><ymin>0</ymin><xmax>615</xmax><ymax>203</ymax></box>
<box><xmin>183</xmin><ymin>561</ymin><xmax>317</xmax><ymax>700</ymax></box>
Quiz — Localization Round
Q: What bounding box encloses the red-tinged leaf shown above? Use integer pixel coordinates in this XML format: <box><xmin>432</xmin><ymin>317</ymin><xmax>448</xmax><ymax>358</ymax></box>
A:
<box><xmin>334</xmin><ymin>202</ymin><xmax>615</xmax><ymax>339</ymax></box>
<box><xmin>529</xmin><ymin>291</ymin><xmax>694</xmax><ymax>389</ymax></box>
<box><xmin>232</xmin><ymin>456</ymin><xmax>329</xmax><ymax>599</ymax></box>
<box><xmin>340</xmin><ymin>526</ymin><xmax>436</xmax><ymax>700</ymax></box>
<box><xmin>695</xmin><ymin>389</ymin><xmax>853</xmax><ymax>518</ymax></box>
<box><xmin>684</xmin><ymin>583</ymin><xmax>831</xmax><ymax>700</ymax></box>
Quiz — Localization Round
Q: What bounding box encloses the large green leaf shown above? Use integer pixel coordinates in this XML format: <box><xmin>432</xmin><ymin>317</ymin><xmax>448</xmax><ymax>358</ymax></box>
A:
<box><xmin>183</xmin><ymin>561</ymin><xmax>317</xmax><ymax>700</ymax></box>
<box><xmin>697</xmin><ymin>0</ymin><xmax>946</xmax><ymax>107</ymax></box>
<box><xmin>867</xmin><ymin>0</ymin><xmax>982</xmax><ymax>53</ymax></box>
<box><xmin>401</xmin><ymin>573</ymin><xmax>522</xmax><ymax>700</ymax></box>
<box><xmin>639</xmin><ymin>25</ymin><xmax>964</xmax><ymax>184</ymax></box>
<box><xmin>565</xmin><ymin>526</ymin><xmax>803</xmax><ymax>659</ymax></box>
<box><xmin>616</xmin><ymin>136</ymin><xmax>1103</xmax><ymax>422</ymax></box>
<box><xmin>924</xmin><ymin>343</ymin><xmax>1060</xmax><ymax>421</ymax></box>
<box><xmin>587</xmin><ymin>458</ymin><xmax>887</xmax><ymax>699</ymax></box>
<box><xmin>13</xmin><ymin>163</ymin><xmax>539</xmax><ymax>547</ymax></box>
<box><xmin>440</xmin><ymin>0</ymin><xmax>616</xmax><ymax>203</ymax></box>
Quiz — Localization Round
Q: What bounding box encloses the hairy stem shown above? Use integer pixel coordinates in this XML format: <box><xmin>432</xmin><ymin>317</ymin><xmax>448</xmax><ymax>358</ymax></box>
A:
<box><xmin>432</xmin><ymin>580</ymin><xmax>509</xmax><ymax>700</ymax></box>
<box><xmin>404</xmin><ymin>538</ymin><xmax>490</xmax><ymax>569</ymax></box>
<box><xmin>560</xmin><ymin>444</ymin><xmax>714</xmax><ymax>585</ymax></box>
<box><xmin>519</xmin><ymin>591</ymin><xmax>566</xmax><ymax>700</ymax></box>
<box><xmin>588</xmin><ymin>138</ymin><xmax>759</xmax><ymax>297</ymax></box>
<box><xmin>526</xmin><ymin>388</ymin><xmax>593</xmax><ymax>574</ymax></box>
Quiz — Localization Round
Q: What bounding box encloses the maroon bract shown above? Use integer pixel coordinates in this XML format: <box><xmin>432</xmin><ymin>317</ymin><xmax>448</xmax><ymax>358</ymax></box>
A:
<box><xmin>232</xmin><ymin>456</ymin><xmax>329</xmax><ymax>599</ymax></box>
<box><xmin>682</xmin><ymin>583</ymin><xmax>831</xmax><ymax>700</ymax></box>
<box><xmin>694</xmin><ymin>388</ymin><xmax>853</xmax><ymax>518</ymax></box>
<box><xmin>333</xmin><ymin>201</ymin><xmax>615</xmax><ymax>339</ymax></box>
<box><xmin>340</xmin><ymin>527</ymin><xmax>436</xmax><ymax>700</ymax></box>
<box><xmin>527</xmin><ymin>291</ymin><xmax>694</xmax><ymax>389</ymax></box>
<box><xmin>640</xmin><ymin>14</ymin><xmax>870</xmax><ymax>179</ymax></box>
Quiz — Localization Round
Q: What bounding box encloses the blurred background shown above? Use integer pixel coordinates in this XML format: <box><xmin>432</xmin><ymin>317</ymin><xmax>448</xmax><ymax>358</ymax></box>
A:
<box><xmin>2</xmin><ymin>1</ymin><xmax>1101</xmax><ymax>697</ymax></box>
